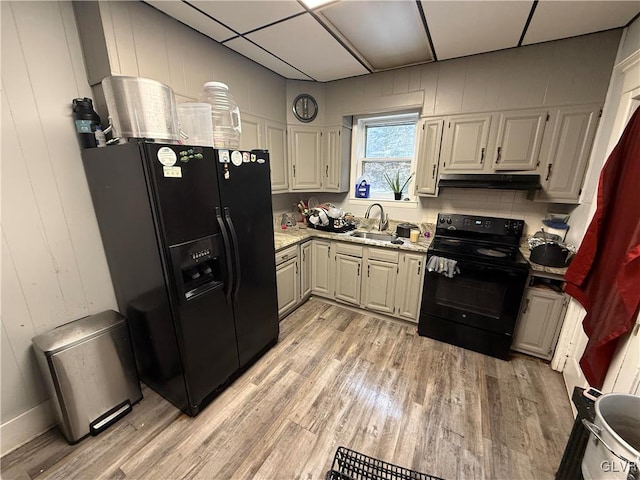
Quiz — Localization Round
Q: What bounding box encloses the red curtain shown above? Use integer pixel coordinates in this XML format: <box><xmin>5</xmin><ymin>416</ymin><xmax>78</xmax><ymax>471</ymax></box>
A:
<box><xmin>564</xmin><ymin>106</ymin><xmax>640</xmax><ymax>389</ymax></box>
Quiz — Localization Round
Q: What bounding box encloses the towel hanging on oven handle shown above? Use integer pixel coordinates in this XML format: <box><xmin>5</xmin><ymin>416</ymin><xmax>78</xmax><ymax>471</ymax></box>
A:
<box><xmin>427</xmin><ymin>255</ymin><xmax>460</xmax><ymax>278</ymax></box>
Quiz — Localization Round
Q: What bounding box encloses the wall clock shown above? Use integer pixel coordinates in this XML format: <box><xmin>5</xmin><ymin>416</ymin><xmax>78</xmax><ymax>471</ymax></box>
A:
<box><xmin>292</xmin><ymin>94</ymin><xmax>318</xmax><ymax>123</ymax></box>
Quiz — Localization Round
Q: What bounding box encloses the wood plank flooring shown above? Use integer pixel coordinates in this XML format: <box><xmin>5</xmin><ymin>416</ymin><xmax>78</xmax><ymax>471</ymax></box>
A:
<box><xmin>1</xmin><ymin>299</ymin><xmax>574</xmax><ymax>480</ymax></box>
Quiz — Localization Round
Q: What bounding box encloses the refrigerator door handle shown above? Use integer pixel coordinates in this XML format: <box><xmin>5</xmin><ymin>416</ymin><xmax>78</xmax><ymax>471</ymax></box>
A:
<box><xmin>215</xmin><ymin>206</ymin><xmax>234</xmax><ymax>304</ymax></box>
<box><xmin>224</xmin><ymin>207</ymin><xmax>242</xmax><ymax>301</ymax></box>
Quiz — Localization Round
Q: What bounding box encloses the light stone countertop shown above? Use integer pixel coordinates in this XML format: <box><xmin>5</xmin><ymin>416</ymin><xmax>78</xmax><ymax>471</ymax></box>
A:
<box><xmin>274</xmin><ymin>219</ymin><xmax>435</xmax><ymax>254</ymax></box>
<box><xmin>274</xmin><ymin>218</ymin><xmax>569</xmax><ymax>279</ymax></box>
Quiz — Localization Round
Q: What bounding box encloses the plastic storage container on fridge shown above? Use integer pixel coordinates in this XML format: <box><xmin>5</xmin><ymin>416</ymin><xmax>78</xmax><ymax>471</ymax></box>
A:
<box><xmin>32</xmin><ymin>310</ymin><xmax>142</xmax><ymax>444</ymax></box>
<box><xmin>200</xmin><ymin>81</ymin><xmax>242</xmax><ymax>149</ymax></box>
<box><xmin>177</xmin><ymin>102</ymin><xmax>214</xmax><ymax>147</ymax></box>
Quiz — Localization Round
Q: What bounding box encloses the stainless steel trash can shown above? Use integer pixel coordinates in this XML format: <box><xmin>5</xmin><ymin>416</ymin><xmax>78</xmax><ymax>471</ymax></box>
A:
<box><xmin>32</xmin><ymin>310</ymin><xmax>142</xmax><ymax>444</ymax></box>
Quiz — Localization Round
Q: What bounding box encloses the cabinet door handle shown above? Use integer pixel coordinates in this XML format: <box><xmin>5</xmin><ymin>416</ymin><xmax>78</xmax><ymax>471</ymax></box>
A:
<box><xmin>293</xmin><ymin>165</ymin><xmax>296</xmax><ymax>177</ymax></box>
<box><xmin>325</xmin><ymin>165</ymin><xmax>329</xmax><ymax>177</ymax></box>
<box><xmin>431</xmin><ymin>164</ymin><xmax>436</xmax><ymax>179</ymax></box>
<box><xmin>295</xmin><ymin>261</ymin><xmax>298</xmax><ymax>274</ymax></box>
<box><xmin>522</xmin><ymin>298</ymin><xmax>530</xmax><ymax>314</ymax></box>
<box><xmin>496</xmin><ymin>147</ymin><xmax>502</xmax><ymax>164</ymax></box>
<box><xmin>417</xmin><ymin>261</ymin><xmax>421</xmax><ymax>276</ymax></box>
<box><xmin>545</xmin><ymin>164</ymin><xmax>553</xmax><ymax>181</ymax></box>
<box><xmin>367</xmin><ymin>264</ymin><xmax>370</xmax><ymax>277</ymax></box>
<box><xmin>480</xmin><ymin>147</ymin><xmax>485</xmax><ymax>164</ymax></box>
<box><xmin>357</xmin><ymin>264</ymin><xmax>361</xmax><ymax>276</ymax></box>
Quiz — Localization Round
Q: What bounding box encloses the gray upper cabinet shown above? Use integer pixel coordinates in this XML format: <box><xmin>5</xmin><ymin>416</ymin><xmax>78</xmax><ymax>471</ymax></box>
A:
<box><xmin>284</xmin><ymin>124</ymin><xmax>351</xmax><ymax>193</ymax></box>
<box><xmin>238</xmin><ymin>113</ymin><xmax>262</xmax><ymax>151</ymax></box>
<box><xmin>440</xmin><ymin>113</ymin><xmax>492</xmax><ymax>172</ymax></box>
<box><xmin>425</xmin><ymin>104</ymin><xmax>599</xmax><ymax>202</ymax></box>
<box><xmin>238</xmin><ymin>115</ymin><xmax>289</xmax><ymax>194</ymax></box>
<box><xmin>323</xmin><ymin>125</ymin><xmax>351</xmax><ymax>192</ymax></box>
<box><xmin>288</xmin><ymin>126</ymin><xmax>322</xmax><ymax>190</ymax></box>
<box><xmin>415</xmin><ymin>118</ymin><xmax>444</xmax><ymax>196</ymax></box>
<box><xmin>492</xmin><ymin>109</ymin><xmax>548</xmax><ymax>171</ymax></box>
<box><xmin>536</xmin><ymin>104</ymin><xmax>601</xmax><ymax>203</ymax></box>
<box><xmin>265</xmin><ymin>120</ymin><xmax>288</xmax><ymax>193</ymax></box>
<box><xmin>440</xmin><ymin>108</ymin><xmax>549</xmax><ymax>174</ymax></box>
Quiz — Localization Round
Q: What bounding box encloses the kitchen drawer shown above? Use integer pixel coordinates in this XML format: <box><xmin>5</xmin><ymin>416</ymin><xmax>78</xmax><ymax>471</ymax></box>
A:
<box><xmin>334</xmin><ymin>242</ymin><xmax>363</xmax><ymax>258</ymax></box>
<box><xmin>275</xmin><ymin>245</ymin><xmax>298</xmax><ymax>266</ymax></box>
<box><xmin>367</xmin><ymin>247</ymin><xmax>399</xmax><ymax>264</ymax></box>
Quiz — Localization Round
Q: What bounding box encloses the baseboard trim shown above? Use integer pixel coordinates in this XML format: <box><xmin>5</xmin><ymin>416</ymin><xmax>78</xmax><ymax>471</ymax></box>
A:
<box><xmin>1</xmin><ymin>400</ymin><xmax>55</xmax><ymax>457</ymax></box>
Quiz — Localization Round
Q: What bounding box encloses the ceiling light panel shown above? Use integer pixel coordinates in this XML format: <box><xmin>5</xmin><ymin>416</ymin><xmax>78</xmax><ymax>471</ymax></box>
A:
<box><xmin>246</xmin><ymin>13</ymin><xmax>369</xmax><ymax>82</ymax></box>
<box><xmin>225</xmin><ymin>37</ymin><xmax>314</xmax><ymax>80</ymax></box>
<box><xmin>320</xmin><ymin>1</ymin><xmax>432</xmax><ymax>70</ymax></box>
<box><xmin>145</xmin><ymin>1</ymin><xmax>235</xmax><ymax>41</ymax></box>
<box><xmin>422</xmin><ymin>1</ymin><xmax>533</xmax><ymax>60</ymax></box>
<box><xmin>301</xmin><ymin>0</ymin><xmax>339</xmax><ymax>9</ymax></box>
<box><xmin>523</xmin><ymin>1</ymin><xmax>640</xmax><ymax>45</ymax></box>
<box><xmin>189</xmin><ymin>0</ymin><xmax>305</xmax><ymax>34</ymax></box>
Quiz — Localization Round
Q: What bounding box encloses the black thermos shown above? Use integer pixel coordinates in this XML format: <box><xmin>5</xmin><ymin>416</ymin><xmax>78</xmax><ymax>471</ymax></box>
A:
<box><xmin>72</xmin><ymin>97</ymin><xmax>101</xmax><ymax>148</ymax></box>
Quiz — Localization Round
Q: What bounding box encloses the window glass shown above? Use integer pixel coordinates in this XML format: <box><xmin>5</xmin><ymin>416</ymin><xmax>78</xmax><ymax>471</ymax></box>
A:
<box><xmin>364</xmin><ymin>124</ymin><xmax>415</xmax><ymax>158</ymax></box>
<box><xmin>362</xmin><ymin>161</ymin><xmax>412</xmax><ymax>196</ymax></box>
<box><xmin>355</xmin><ymin>113</ymin><xmax>418</xmax><ymax>200</ymax></box>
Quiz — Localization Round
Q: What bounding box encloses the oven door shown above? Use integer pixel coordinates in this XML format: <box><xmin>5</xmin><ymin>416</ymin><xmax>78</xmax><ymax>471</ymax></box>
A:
<box><xmin>420</xmin><ymin>256</ymin><xmax>528</xmax><ymax>334</ymax></box>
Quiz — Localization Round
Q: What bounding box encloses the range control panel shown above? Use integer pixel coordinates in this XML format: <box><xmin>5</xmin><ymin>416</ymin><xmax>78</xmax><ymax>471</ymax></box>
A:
<box><xmin>437</xmin><ymin>213</ymin><xmax>524</xmax><ymax>237</ymax></box>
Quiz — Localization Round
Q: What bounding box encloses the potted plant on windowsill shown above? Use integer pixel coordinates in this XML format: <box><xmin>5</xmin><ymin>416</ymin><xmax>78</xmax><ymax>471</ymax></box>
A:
<box><xmin>384</xmin><ymin>172</ymin><xmax>414</xmax><ymax>200</ymax></box>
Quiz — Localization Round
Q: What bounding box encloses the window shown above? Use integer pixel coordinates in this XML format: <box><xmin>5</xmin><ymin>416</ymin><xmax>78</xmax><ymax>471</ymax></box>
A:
<box><xmin>354</xmin><ymin>112</ymin><xmax>419</xmax><ymax>200</ymax></box>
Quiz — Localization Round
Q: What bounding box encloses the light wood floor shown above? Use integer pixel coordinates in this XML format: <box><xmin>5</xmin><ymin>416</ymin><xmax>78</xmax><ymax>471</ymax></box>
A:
<box><xmin>1</xmin><ymin>299</ymin><xmax>574</xmax><ymax>480</ymax></box>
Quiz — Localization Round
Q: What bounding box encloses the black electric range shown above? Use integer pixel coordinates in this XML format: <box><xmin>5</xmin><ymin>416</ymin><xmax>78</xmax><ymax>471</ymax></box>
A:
<box><xmin>418</xmin><ymin>213</ymin><xmax>530</xmax><ymax>360</ymax></box>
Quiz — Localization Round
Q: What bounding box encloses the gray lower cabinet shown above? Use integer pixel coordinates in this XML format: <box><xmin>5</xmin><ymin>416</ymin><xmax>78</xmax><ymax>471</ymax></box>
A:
<box><xmin>395</xmin><ymin>252</ymin><xmax>425</xmax><ymax>322</ymax></box>
<box><xmin>334</xmin><ymin>253</ymin><xmax>362</xmax><ymax>305</ymax></box>
<box><xmin>361</xmin><ymin>259</ymin><xmax>397</xmax><ymax>315</ymax></box>
<box><xmin>275</xmin><ymin>241</ymin><xmax>313</xmax><ymax>319</ymax></box>
<box><xmin>278</xmin><ymin>239</ymin><xmax>426</xmax><ymax>322</ymax></box>
<box><xmin>275</xmin><ymin>245</ymin><xmax>299</xmax><ymax>319</ymax></box>
<box><xmin>276</xmin><ymin>257</ymin><xmax>298</xmax><ymax>318</ymax></box>
<box><xmin>300</xmin><ymin>240</ymin><xmax>312</xmax><ymax>299</ymax></box>
<box><xmin>311</xmin><ymin>240</ymin><xmax>333</xmax><ymax>298</ymax></box>
<box><xmin>512</xmin><ymin>283</ymin><xmax>568</xmax><ymax>360</ymax></box>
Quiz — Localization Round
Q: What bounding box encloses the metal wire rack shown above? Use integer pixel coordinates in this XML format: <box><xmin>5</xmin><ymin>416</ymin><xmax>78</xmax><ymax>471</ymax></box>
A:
<box><xmin>325</xmin><ymin>446</ymin><xmax>444</xmax><ymax>480</ymax></box>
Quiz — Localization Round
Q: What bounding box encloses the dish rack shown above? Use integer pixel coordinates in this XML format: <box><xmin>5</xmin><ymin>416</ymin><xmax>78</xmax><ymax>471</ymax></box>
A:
<box><xmin>307</xmin><ymin>219</ymin><xmax>357</xmax><ymax>233</ymax></box>
<box><xmin>325</xmin><ymin>447</ymin><xmax>444</xmax><ymax>480</ymax></box>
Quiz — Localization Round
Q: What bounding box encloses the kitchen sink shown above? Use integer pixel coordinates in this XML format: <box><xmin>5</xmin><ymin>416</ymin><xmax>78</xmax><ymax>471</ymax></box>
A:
<box><xmin>349</xmin><ymin>231</ymin><xmax>398</xmax><ymax>242</ymax></box>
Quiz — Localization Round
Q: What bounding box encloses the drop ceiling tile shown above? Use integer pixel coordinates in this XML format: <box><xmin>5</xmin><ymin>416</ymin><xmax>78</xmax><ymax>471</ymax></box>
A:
<box><xmin>320</xmin><ymin>1</ymin><xmax>432</xmax><ymax>70</ymax></box>
<box><xmin>523</xmin><ymin>1</ymin><xmax>640</xmax><ymax>45</ymax></box>
<box><xmin>246</xmin><ymin>13</ymin><xmax>368</xmax><ymax>82</ymax></box>
<box><xmin>190</xmin><ymin>0</ymin><xmax>304</xmax><ymax>34</ymax></box>
<box><xmin>421</xmin><ymin>1</ymin><xmax>533</xmax><ymax>60</ymax></box>
<box><xmin>225</xmin><ymin>37</ymin><xmax>314</xmax><ymax>80</ymax></box>
<box><xmin>145</xmin><ymin>1</ymin><xmax>235</xmax><ymax>41</ymax></box>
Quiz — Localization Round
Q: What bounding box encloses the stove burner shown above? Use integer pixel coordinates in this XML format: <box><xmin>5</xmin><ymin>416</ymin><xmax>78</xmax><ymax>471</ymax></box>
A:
<box><xmin>440</xmin><ymin>239</ymin><xmax>463</xmax><ymax>246</ymax></box>
<box><xmin>477</xmin><ymin>247</ymin><xmax>508</xmax><ymax>258</ymax></box>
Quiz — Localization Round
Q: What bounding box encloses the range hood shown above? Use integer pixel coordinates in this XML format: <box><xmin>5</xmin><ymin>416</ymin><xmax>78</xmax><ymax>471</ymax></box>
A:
<box><xmin>438</xmin><ymin>174</ymin><xmax>542</xmax><ymax>191</ymax></box>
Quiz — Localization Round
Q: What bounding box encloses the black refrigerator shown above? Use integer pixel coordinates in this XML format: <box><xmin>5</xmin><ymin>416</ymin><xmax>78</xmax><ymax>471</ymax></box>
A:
<box><xmin>81</xmin><ymin>142</ymin><xmax>279</xmax><ymax>416</ymax></box>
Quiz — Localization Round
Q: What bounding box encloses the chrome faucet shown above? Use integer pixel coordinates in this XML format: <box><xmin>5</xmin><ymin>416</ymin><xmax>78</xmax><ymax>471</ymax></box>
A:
<box><xmin>364</xmin><ymin>203</ymin><xmax>389</xmax><ymax>231</ymax></box>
